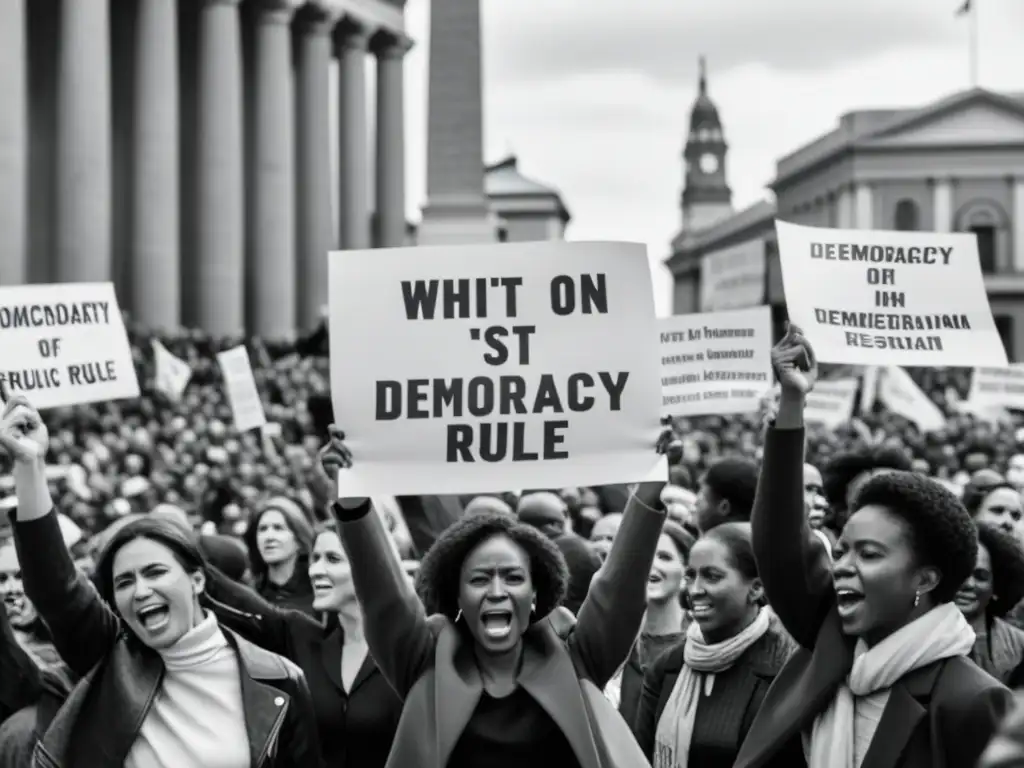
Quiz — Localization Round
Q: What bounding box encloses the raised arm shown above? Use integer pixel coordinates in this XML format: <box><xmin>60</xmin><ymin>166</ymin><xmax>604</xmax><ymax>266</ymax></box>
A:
<box><xmin>753</xmin><ymin>329</ymin><xmax>833</xmax><ymax>649</ymax></box>
<box><xmin>570</xmin><ymin>480</ymin><xmax>666</xmax><ymax>688</ymax></box>
<box><xmin>2</xmin><ymin>398</ymin><xmax>119</xmax><ymax>678</ymax></box>
<box><xmin>203</xmin><ymin>564</ymin><xmax>319</xmax><ymax>659</ymax></box>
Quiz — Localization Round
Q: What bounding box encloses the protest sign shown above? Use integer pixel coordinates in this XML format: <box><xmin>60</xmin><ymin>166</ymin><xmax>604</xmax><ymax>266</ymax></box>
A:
<box><xmin>700</xmin><ymin>241</ymin><xmax>765</xmax><ymax>311</ymax></box>
<box><xmin>217</xmin><ymin>346</ymin><xmax>267</xmax><ymax>432</ymax></box>
<box><xmin>0</xmin><ymin>283</ymin><xmax>138</xmax><ymax>410</ymax></box>
<box><xmin>328</xmin><ymin>241</ymin><xmax>665</xmax><ymax>496</ymax></box>
<box><xmin>775</xmin><ymin>221</ymin><xmax>1006</xmax><ymax>367</ymax></box>
<box><xmin>153</xmin><ymin>340</ymin><xmax>192</xmax><ymax>401</ymax></box>
<box><xmin>766</xmin><ymin>378</ymin><xmax>859</xmax><ymax>429</ymax></box>
<box><xmin>660</xmin><ymin>306</ymin><xmax>772</xmax><ymax>417</ymax></box>
<box><xmin>877</xmin><ymin>366</ymin><xmax>945</xmax><ymax>432</ymax></box>
<box><xmin>967</xmin><ymin>366</ymin><xmax>1024</xmax><ymax>410</ymax></box>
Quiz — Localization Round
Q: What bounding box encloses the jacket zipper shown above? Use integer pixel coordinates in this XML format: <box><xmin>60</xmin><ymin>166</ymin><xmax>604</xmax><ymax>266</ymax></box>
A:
<box><xmin>255</xmin><ymin>703</ymin><xmax>288</xmax><ymax>768</ymax></box>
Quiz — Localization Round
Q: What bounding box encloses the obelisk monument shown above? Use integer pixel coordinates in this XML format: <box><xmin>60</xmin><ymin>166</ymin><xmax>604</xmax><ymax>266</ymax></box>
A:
<box><xmin>417</xmin><ymin>0</ymin><xmax>497</xmax><ymax>244</ymax></box>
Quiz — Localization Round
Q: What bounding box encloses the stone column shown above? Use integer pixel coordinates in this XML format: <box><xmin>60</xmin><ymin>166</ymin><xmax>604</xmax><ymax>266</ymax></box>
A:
<box><xmin>372</xmin><ymin>32</ymin><xmax>413</xmax><ymax>248</ymax></box>
<box><xmin>0</xmin><ymin>0</ymin><xmax>27</xmax><ymax>285</ymax></box>
<box><xmin>932</xmin><ymin>178</ymin><xmax>953</xmax><ymax>232</ymax></box>
<box><xmin>336</xmin><ymin>20</ymin><xmax>371</xmax><ymax>250</ymax></box>
<box><xmin>853</xmin><ymin>183</ymin><xmax>873</xmax><ymax>229</ymax></box>
<box><xmin>1012</xmin><ymin>178</ymin><xmax>1024</xmax><ymax>271</ymax></box>
<box><xmin>248</xmin><ymin>0</ymin><xmax>300</xmax><ymax>339</ymax></box>
<box><xmin>294</xmin><ymin>4</ymin><xmax>337</xmax><ymax>330</ymax></box>
<box><xmin>196</xmin><ymin>0</ymin><xmax>244</xmax><ymax>335</ymax></box>
<box><xmin>56</xmin><ymin>0</ymin><xmax>112</xmax><ymax>283</ymax></box>
<box><xmin>133</xmin><ymin>0</ymin><xmax>180</xmax><ymax>330</ymax></box>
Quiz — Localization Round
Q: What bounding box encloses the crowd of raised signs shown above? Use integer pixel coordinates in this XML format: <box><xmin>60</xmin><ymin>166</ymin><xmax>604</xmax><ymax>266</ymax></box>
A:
<box><xmin>1</xmin><ymin>315</ymin><xmax>1024</xmax><ymax>767</ymax></box>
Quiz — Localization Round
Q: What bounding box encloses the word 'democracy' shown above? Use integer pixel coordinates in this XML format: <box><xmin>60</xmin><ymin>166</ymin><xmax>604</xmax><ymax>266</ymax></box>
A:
<box><xmin>377</xmin><ymin>273</ymin><xmax>627</xmax><ymax>463</ymax></box>
<box><xmin>328</xmin><ymin>240</ymin><xmax>663</xmax><ymax>497</ymax></box>
<box><xmin>0</xmin><ymin>283</ymin><xmax>140</xmax><ymax>410</ymax></box>
<box><xmin>659</xmin><ymin>306</ymin><xmax>772</xmax><ymax>417</ymax></box>
<box><xmin>775</xmin><ymin>221</ymin><xmax>1007</xmax><ymax>367</ymax></box>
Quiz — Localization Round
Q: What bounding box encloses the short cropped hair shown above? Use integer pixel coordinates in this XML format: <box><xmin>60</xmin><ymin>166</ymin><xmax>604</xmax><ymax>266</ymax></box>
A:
<box><xmin>703</xmin><ymin>458</ymin><xmax>759</xmax><ymax>522</ymax></box>
<box><xmin>852</xmin><ymin>471</ymin><xmax>976</xmax><ymax>604</ymax></box>
<box><xmin>823</xmin><ymin>446</ymin><xmax>913</xmax><ymax>512</ymax></box>
<box><xmin>414</xmin><ymin>512</ymin><xmax>568</xmax><ymax>622</ymax></box>
<box><xmin>977</xmin><ymin>522</ymin><xmax>1024</xmax><ymax>619</ymax></box>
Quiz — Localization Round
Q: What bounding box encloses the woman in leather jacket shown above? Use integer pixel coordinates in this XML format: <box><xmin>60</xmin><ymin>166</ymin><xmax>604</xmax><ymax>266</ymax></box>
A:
<box><xmin>0</xmin><ymin>393</ymin><xmax>322</xmax><ymax>768</ymax></box>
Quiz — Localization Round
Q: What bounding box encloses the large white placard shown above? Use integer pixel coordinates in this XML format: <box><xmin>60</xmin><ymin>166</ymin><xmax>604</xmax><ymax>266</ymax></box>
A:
<box><xmin>775</xmin><ymin>221</ymin><xmax>1006</xmax><ymax>367</ymax></box>
<box><xmin>328</xmin><ymin>241</ymin><xmax>666</xmax><ymax>496</ymax></box>
<box><xmin>0</xmin><ymin>283</ymin><xmax>139</xmax><ymax>410</ymax></box>
<box><xmin>700</xmin><ymin>240</ymin><xmax>766</xmax><ymax>311</ymax></box>
<box><xmin>660</xmin><ymin>306</ymin><xmax>772</xmax><ymax>417</ymax></box>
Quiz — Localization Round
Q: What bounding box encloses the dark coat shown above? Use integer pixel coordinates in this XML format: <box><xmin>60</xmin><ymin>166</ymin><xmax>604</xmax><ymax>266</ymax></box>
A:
<box><xmin>12</xmin><ymin>511</ymin><xmax>323</xmax><ymax>768</ymax></box>
<box><xmin>206</xmin><ymin>566</ymin><xmax>403</xmax><ymax>768</ymax></box>
<box><xmin>334</xmin><ymin>496</ymin><xmax>666</xmax><ymax>768</ymax></box>
<box><xmin>632</xmin><ymin>613</ymin><xmax>800</xmax><ymax>768</ymax></box>
<box><xmin>733</xmin><ymin>425</ymin><xmax>1015</xmax><ymax>768</ymax></box>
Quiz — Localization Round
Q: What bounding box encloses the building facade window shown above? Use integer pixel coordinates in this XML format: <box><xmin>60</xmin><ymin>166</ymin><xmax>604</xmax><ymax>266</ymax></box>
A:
<box><xmin>894</xmin><ymin>199</ymin><xmax>919</xmax><ymax>231</ymax></box>
<box><xmin>955</xmin><ymin>199</ymin><xmax>1009</xmax><ymax>274</ymax></box>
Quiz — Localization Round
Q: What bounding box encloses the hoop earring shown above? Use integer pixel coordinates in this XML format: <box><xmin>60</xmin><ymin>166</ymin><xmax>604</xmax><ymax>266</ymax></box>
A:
<box><xmin>454</xmin><ymin>609</ymin><xmax>463</xmax><ymax>623</ymax></box>
<box><xmin>913</xmin><ymin>590</ymin><xmax>921</xmax><ymax>608</ymax></box>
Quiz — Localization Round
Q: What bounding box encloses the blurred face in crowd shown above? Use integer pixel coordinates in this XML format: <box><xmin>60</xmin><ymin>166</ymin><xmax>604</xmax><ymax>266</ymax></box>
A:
<box><xmin>308</xmin><ymin>531</ymin><xmax>355</xmax><ymax>613</ymax></box>
<box><xmin>803</xmin><ymin>463</ymin><xmax>824</xmax><ymax>520</ymax></box>
<box><xmin>954</xmin><ymin>542</ymin><xmax>992</xmax><ymax>623</ymax></box>
<box><xmin>255</xmin><ymin>510</ymin><xmax>300</xmax><ymax>567</ymax></box>
<box><xmin>1007</xmin><ymin>454</ymin><xmax>1024</xmax><ymax>489</ymax></box>
<box><xmin>694</xmin><ymin>480</ymin><xmax>728</xmax><ymax>533</ymax></box>
<box><xmin>458</xmin><ymin>534</ymin><xmax>535</xmax><ymax>656</ymax></box>
<box><xmin>589</xmin><ymin>513</ymin><xmax>622</xmax><ymax>562</ymax></box>
<box><xmin>910</xmin><ymin>459</ymin><xmax>931</xmax><ymax>476</ymax></box>
<box><xmin>832</xmin><ymin>505</ymin><xmax>938</xmax><ymax>646</ymax></box>
<box><xmin>111</xmin><ymin>537</ymin><xmax>205</xmax><ymax>650</ymax></box>
<box><xmin>685</xmin><ymin>536</ymin><xmax>761</xmax><ymax>644</ymax></box>
<box><xmin>516</xmin><ymin>493</ymin><xmax>567</xmax><ymax>539</ymax></box>
<box><xmin>976</xmin><ymin>488</ymin><xmax>1022</xmax><ymax>536</ymax></box>
<box><xmin>647</xmin><ymin>533</ymin><xmax>686</xmax><ymax>604</ymax></box>
<box><xmin>0</xmin><ymin>546</ymin><xmax>37</xmax><ymax>628</ymax></box>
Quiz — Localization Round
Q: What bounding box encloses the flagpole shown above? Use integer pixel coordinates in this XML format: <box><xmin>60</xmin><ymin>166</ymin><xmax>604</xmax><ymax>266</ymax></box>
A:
<box><xmin>968</xmin><ymin>0</ymin><xmax>980</xmax><ymax>87</ymax></box>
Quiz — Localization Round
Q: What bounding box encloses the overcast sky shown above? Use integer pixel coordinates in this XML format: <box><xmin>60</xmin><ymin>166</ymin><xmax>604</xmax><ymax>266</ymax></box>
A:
<box><xmin>395</xmin><ymin>0</ymin><xmax>1024</xmax><ymax>315</ymax></box>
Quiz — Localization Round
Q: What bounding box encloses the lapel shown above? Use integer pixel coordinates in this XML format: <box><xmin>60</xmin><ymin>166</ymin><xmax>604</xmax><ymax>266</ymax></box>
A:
<box><xmin>858</xmin><ymin>662</ymin><xmax>940</xmax><ymax>768</ymax></box>
<box><xmin>432</xmin><ymin>619</ymin><xmax>603</xmax><ymax>768</ymax></box>
<box><xmin>227</xmin><ymin>631</ymin><xmax>290</xmax><ymax>767</ymax></box>
<box><xmin>321</xmin><ymin>626</ymin><xmax>377</xmax><ymax>697</ymax></box>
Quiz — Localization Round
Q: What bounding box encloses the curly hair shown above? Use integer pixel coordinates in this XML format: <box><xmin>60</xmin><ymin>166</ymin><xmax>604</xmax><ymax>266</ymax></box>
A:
<box><xmin>414</xmin><ymin>512</ymin><xmax>568</xmax><ymax>622</ymax></box>
<box><xmin>976</xmin><ymin>522</ymin><xmax>1024</xmax><ymax>619</ymax></box>
<box><xmin>851</xmin><ymin>471</ymin><xmax>976</xmax><ymax>604</ymax></box>
<box><xmin>823</xmin><ymin>446</ymin><xmax>913</xmax><ymax>512</ymax></box>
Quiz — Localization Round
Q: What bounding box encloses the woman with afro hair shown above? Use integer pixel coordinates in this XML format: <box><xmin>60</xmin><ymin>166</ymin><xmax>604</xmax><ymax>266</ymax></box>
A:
<box><xmin>319</xmin><ymin>425</ymin><xmax>668</xmax><ymax>768</ymax></box>
<box><xmin>954</xmin><ymin>522</ymin><xmax>1024</xmax><ymax>686</ymax></box>
<box><xmin>733</xmin><ymin>326</ymin><xmax>1014</xmax><ymax>768</ymax></box>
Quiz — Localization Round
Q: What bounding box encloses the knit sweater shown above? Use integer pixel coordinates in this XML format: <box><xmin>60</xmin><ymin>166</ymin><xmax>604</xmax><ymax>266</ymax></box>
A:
<box><xmin>125</xmin><ymin>613</ymin><xmax>249</xmax><ymax>768</ymax></box>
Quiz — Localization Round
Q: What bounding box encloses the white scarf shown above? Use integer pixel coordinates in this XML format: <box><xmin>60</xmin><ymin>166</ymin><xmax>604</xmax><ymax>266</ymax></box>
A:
<box><xmin>805</xmin><ymin>602</ymin><xmax>976</xmax><ymax>768</ymax></box>
<box><xmin>653</xmin><ymin>608</ymin><xmax>771</xmax><ymax>768</ymax></box>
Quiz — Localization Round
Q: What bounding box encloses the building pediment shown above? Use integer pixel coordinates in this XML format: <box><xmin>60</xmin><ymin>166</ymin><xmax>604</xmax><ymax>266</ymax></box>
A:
<box><xmin>859</xmin><ymin>91</ymin><xmax>1024</xmax><ymax>149</ymax></box>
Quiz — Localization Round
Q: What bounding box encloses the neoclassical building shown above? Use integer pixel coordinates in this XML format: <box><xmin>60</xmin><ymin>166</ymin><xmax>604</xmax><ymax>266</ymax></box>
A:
<box><xmin>668</xmin><ymin>85</ymin><xmax>1024</xmax><ymax>359</ymax></box>
<box><xmin>0</xmin><ymin>0</ymin><xmax>411</xmax><ymax>338</ymax></box>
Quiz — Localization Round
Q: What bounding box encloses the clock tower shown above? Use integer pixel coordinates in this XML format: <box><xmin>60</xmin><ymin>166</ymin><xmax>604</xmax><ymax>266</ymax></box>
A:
<box><xmin>681</xmin><ymin>56</ymin><xmax>733</xmax><ymax>232</ymax></box>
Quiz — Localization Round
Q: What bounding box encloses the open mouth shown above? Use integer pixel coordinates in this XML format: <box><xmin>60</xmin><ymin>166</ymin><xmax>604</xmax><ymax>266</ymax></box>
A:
<box><xmin>835</xmin><ymin>588</ymin><xmax>865</xmax><ymax>618</ymax></box>
<box><xmin>648</xmin><ymin>573</ymin><xmax>663</xmax><ymax>584</ymax></box>
<box><xmin>690</xmin><ymin>599</ymin><xmax>712</xmax><ymax>618</ymax></box>
<box><xmin>137</xmin><ymin>604</ymin><xmax>171</xmax><ymax>633</ymax></box>
<box><xmin>954</xmin><ymin>591</ymin><xmax>978</xmax><ymax>607</ymax></box>
<box><xmin>480</xmin><ymin>610</ymin><xmax>513</xmax><ymax>640</ymax></box>
<box><xmin>311</xmin><ymin>578</ymin><xmax>333</xmax><ymax>594</ymax></box>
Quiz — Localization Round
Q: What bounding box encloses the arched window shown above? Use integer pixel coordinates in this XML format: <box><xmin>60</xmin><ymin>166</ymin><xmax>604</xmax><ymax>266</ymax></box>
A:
<box><xmin>955</xmin><ymin>199</ymin><xmax>1009</xmax><ymax>274</ymax></box>
<box><xmin>894</xmin><ymin>199</ymin><xmax>919</xmax><ymax>231</ymax></box>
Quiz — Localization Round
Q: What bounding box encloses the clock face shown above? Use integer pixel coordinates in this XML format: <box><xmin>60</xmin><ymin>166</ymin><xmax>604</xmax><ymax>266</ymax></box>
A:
<box><xmin>699</xmin><ymin>153</ymin><xmax>719</xmax><ymax>174</ymax></box>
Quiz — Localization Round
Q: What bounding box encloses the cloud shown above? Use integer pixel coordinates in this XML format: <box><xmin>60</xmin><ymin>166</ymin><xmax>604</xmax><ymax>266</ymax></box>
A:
<box><xmin>483</xmin><ymin>0</ymin><xmax>961</xmax><ymax>86</ymax></box>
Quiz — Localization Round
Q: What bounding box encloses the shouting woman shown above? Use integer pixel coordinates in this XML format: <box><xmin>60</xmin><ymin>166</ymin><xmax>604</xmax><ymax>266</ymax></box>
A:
<box><xmin>1</xmin><ymin>394</ymin><xmax>321</xmax><ymax>768</ymax></box>
<box><xmin>733</xmin><ymin>326</ymin><xmax>1014</xmax><ymax>768</ymax></box>
<box><xmin>322</xmin><ymin>424</ymin><xmax>667</xmax><ymax>768</ymax></box>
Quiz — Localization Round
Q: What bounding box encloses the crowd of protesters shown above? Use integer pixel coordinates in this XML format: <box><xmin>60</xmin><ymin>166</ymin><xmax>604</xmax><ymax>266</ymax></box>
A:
<box><xmin>2</xmin><ymin>321</ymin><xmax>1024</xmax><ymax>766</ymax></box>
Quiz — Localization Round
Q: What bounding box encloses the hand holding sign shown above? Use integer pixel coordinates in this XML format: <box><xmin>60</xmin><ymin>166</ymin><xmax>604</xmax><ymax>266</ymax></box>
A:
<box><xmin>771</xmin><ymin>324</ymin><xmax>818</xmax><ymax>398</ymax></box>
<box><xmin>0</xmin><ymin>386</ymin><xmax>49</xmax><ymax>466</ymax></box>
<box><xmin>317</xmin><ymin>425</ymin><xmax>361</xmax><ymax>509</ymax></box>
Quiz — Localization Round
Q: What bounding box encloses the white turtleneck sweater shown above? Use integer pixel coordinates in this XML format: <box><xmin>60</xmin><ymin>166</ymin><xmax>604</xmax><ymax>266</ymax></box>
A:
<box><xmin>125</xmin><ymin>613</ymin><xmax>250</xmax><ymax>768</ymax></box>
